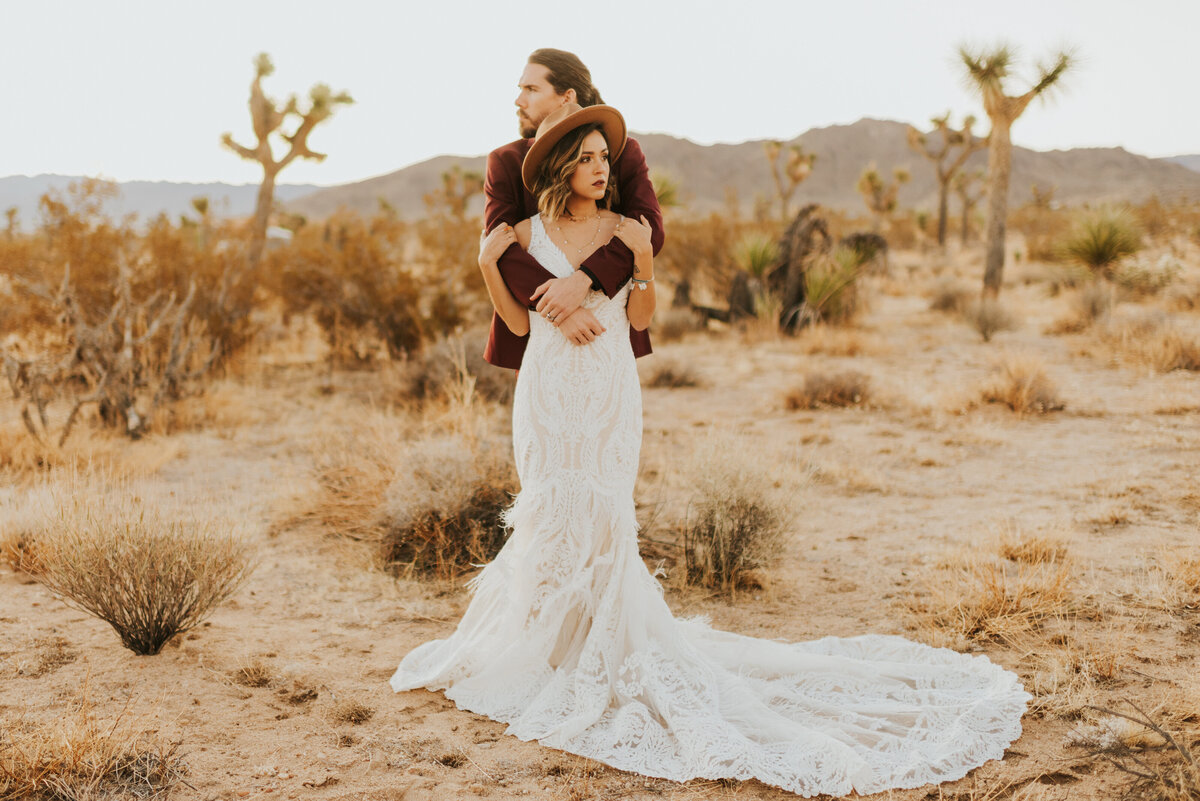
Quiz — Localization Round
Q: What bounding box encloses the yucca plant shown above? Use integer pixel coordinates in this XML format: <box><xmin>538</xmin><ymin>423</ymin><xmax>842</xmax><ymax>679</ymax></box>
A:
<box><xmin>1057</xmin><ymin>207</ymin><xmax>1143</xmax><ymax>280</ymax></box>
<box><xmin>734</xmin><ymin>233</ymin><xmax>779</xmax><ymax>278</ymax></box>
<box><xmin>797</xmin><ymin>246</ymin><xmax>867</xmax><ymax>326</ymax></box>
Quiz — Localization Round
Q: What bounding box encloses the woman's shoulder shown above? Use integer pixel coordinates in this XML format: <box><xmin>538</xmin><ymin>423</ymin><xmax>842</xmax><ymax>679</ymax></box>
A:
<box><xmin>599</xmin><ymin>209</ymin><xmax>622</xmax><ymax>231</ymax></box>
<box><xmin>514</xmin><ymin>216</ymin><xmax>534</xmax><ymax>248</ymax></box>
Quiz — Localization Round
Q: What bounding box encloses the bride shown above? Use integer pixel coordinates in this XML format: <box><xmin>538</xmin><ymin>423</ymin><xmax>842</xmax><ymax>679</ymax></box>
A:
<box><xmin>389</xmin><ymin>103</ymin><xmax>1031</xmax><ymax>797</ymax></box>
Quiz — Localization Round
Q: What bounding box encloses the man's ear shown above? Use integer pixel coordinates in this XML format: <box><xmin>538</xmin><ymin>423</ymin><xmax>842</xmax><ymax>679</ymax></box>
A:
<box><xmin>562</xmin><ymin>88</ymin><xmax>577</xmax><ymax>105</ymax></box>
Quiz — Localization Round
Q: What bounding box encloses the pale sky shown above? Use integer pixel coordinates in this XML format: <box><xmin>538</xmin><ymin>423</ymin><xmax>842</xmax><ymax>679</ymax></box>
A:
<box><xmin>5</xmin><ymin>0</ymin><xmax>1196</xmax><ymax>187</ymax></box>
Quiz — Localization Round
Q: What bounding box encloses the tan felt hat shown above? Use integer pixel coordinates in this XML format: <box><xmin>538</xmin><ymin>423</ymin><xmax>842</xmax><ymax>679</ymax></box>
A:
<box><xmin>521</xmin><ymin>103</ymin><xmax>627</xmax><ymax>193</ymax></box>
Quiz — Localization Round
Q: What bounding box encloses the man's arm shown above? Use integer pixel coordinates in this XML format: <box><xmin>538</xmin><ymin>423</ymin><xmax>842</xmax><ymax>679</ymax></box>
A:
<box><xmin>485</xmin><ymin>148</ymin><xmax>557</xmax><ymax>309</ymax></box>
<box><xmin>578</xmin><ymin>137</ymin><xmax>665</xmax><ymax>298</ymax></box>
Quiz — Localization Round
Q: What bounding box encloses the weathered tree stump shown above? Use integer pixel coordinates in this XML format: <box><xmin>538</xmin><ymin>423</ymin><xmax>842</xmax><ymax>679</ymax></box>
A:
<box><xmin>765</xmin><ymin>204</ymin><xmax>832</xmax><ymax>333</ymax></box>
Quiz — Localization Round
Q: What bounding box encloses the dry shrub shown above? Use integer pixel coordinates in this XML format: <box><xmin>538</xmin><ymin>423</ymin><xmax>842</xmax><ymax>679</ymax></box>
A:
<box><xmin>962</xmin><ymin>297</ymin><xmax>1019</xmax><ymax>342</ymax></box>
<box><xmin>1101</xmin><ymin>314</ymin><xmax>1200</xmax><ymax>372</ymax></box>
<box><xmin>1068</xmin><ymin>699</ymin><xmax>1200</xmax><ymax>801</ymax></box>
<box><xmin>678</xmin><ymin>433</ymin><xmax>792</xmax><ymax>593</ymax></box>
<box><xmin>642</xmin><ymin>359</ymin><xmax>701</xmax><ymax>388</ymax></box>
<box><xmin>1112</xmin><ymin>254</ymin><xmax>1181</xmax><ymax>297</ymax></box>
<box><xmin>785</xmin><ymin>370</ymin><xmax>870</xmax><ymax>409</ymax></box>
<box><xmin>31</xmin><ymin>477</ymin><xmax>256</xmax><ymax>655</ymax></box>
<box><xmin>1046</xmin><ymin>281</ymin><xmax>1115</xmax><ymax>335</ymax></box>
<box><xmin>907</xmin><ymin>538</ymin><xmax>1074</xmax><ymax>645</ymax></box>
<box><xmin>799</xmin><ymin>246</ymin><xmax>867</xmax><ymax>326</ymax></box>
<box><xmin>978</xmin><ymin>355</ymin><xmax>1065</xmax><ymax>415</ymax></box>
<box><xmin>653</xmin><ymin>305</ymin><xmax>706</xmax><ymax>343</ymax></box>
<box><xmin>401</xmin><ymin>328</ymin><xmax>515</xmax><ymax>405</ymax></box>
<box><xmin>377</xmin><ymin>436</ymin><xmax>517</xmax><ymax>581</ymax></box>
<box><xmin>928</xmin><ymin>280</ymin><xmax>974</xmax><ymax>314</ymax></box>
<box><xmin>0</xmin><ymin>675</ymin><xmax>187</xmax><ymax>799</ymax></box>
<box><xmin>1164</xmin><ymin>281</ymin><xmax>1200</xmax><ymax>313</ymax></box>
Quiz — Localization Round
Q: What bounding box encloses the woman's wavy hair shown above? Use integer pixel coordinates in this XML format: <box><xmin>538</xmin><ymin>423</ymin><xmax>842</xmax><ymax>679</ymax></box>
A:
<box><xmin>528</xmin><ymin>48</ymin><xmax>604</xmax><ymax>107</ymax></box>
<box><xmin>532</xmin><ymin>123</ymin><xmax>619</xmax><ymax>220</ymax></box>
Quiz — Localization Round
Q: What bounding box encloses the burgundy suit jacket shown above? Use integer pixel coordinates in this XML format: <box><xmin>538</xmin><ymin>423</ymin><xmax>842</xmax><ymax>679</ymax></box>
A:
<box><xmin>482</xmin><ymin>135</ymin><xmax>665</xmax><ymax>370</ymax></box>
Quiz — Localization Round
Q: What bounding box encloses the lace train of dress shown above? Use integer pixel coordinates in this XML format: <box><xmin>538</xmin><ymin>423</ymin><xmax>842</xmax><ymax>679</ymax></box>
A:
<box><xmin>389</xmin><ymin>214</ymin><xmax>1030</xmax><ymax>797</ymax></box>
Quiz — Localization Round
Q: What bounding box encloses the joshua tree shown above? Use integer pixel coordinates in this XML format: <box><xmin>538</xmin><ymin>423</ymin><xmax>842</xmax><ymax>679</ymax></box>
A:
<box><xmin>764</xmin><ymin>140</ymin><xmax>816</xmax><ymax>222</ymax></box>
<box><xmin>953</xmin><ymin>169</ymin><xmax>985</xmax><ymax>245</ymax></box>
<box><xmin>907</xmin><ymin>113</ymin><xmax>988</xmax><ymax>247</ymax></box>
<box><xmin>222</xmin><ymin>53</ymin><xmax>353</xmax><ymax>270</ymax></box>
<box><xmin>856</xmin><ymin>163</ymin><xmax>911</xmax><ymax>233</ymax></box>
<box><xmin>424</xmin><ymin>164</ymin><xmax>484</xmax><ymax>221</ymax></box>
<box><xmin>959</xmin><ymin>43</ymin><xmax>1073</xmax><ymax>298</ymax></box>
<box><xmin>4</xmin><ymin>206</ymin><xmax>17</xmax><ymax>239</ymax></box>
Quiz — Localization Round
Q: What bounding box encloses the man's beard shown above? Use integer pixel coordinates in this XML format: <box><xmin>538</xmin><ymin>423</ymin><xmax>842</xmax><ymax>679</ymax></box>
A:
<box><xmin>518</xmin><ymin>113</ymin><xmax>538</xmax><ymax>138</ymax></box>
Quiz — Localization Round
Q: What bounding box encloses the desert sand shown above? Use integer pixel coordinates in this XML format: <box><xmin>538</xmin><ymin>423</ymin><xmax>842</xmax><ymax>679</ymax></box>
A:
<box><xmin>3</xmin><ymin>244</ymin><xmax>1199</xmax><ymax>801</ymax></box>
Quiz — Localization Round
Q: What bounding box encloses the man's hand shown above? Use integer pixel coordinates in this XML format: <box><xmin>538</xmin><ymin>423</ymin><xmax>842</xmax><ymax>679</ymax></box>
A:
<box><xmin>531</xmin><ymin>271</ymin><xmax>591</xmax><ymax>323</ymax></box>
<box><xmin>555</xmin><ymin>306</ymin><xmax>606</xmax><ymax>345</ymax></box>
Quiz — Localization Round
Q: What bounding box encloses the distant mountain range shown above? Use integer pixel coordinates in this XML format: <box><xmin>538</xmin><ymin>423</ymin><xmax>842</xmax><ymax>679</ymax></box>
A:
<box><xmin>4</xmin><ymin>120</ymin><xmax>1200</xmax><ymax>230</ymax></box>
<box><xmin>1167</xmin><ymin>154</ymin><xmax>1200</xmax><ymax>173</ymax></box>
<box><xmin>0</xmin><ymin>175</ymin><xmax>321</xmax><ymax>232</ymax></box>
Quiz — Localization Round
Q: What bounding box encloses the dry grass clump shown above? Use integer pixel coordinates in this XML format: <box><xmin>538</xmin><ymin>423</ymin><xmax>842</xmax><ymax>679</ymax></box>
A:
<box><xmin>907</xmin><ymin>536</ymin><xmax>1074</xmax><ymax>645</ymax></box>
<box><xmin>0</xmin><ymin>677</ymin><xmax>187</xmax><ymax>799</ymax></box>
<box><xmin>330</xmin><ymin>698</ymin><xmax>375</xmax><ymax>725</ymax></box>
<box><xmin>1100</xmin><ymin>314</ymin><xmax>1200</xmax><ymax>372</ymax></box>
<box><xmin>677</xmin><ymin>433</ymin><xmax>793</xmax><ymax>593</ymax></box>
<box><xmin>785</xmin><ymin>370</ymin><xmax>870</xmax><ymax>409</ymax></box>
<box><xmin>998</xmin><ymin>528</ymin><xmax>1070</xmax><ymax>564</ymax></box>
<box><xmin>962</xmin><ymin>297</ymin><xmax>1019</xmax><ymax>342</ymax></box>
<box><xmin>377</xmin><ymin>436</ymin><xmax>517</xmax><ymax>581</ymax></box>
<box><xmin>30</xmin><ymin>476</ymin><xmax>256</xmax><ymax>655</ymax></box>
<box><xmin>641</xmin><ymin>358</ymin><xmax>701</xmax><ymax>388</ymax></box>
<box><xmin>1112</xmin><ymin>254</ymin><xmax>1182</xmax><ymax>297</ymax></box>
<box><xmin>978</xmin><ymin>355</ymin><xmax>1065</xmax><ymax>415</ymax></box>
<box><xmin>229</xmin><ymin>657</ymin><xmax>278</xmax><ymax>688</ymax></box>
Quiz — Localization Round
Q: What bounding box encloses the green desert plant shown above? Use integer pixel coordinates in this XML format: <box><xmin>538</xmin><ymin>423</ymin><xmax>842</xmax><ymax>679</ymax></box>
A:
<box><xmin>1058</xmin><ymin>206</ymin><xmax>1143</xmax><ymax>280</ymax></box>
<box><xmin>734</xmin><ymin>233</ymin><xmax>779</xmax><ymax>278</ymax></box>
<box><xmin>799</xmin><ymin>246</ymin><xmax>868</xmax><ymax>325</ymax></box>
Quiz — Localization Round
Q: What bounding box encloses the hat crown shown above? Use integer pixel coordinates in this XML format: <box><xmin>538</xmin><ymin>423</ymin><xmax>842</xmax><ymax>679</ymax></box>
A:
<box><xmin>534</xmin><ymin>102</ymin><xmax>584</xmax><ymax>142</ymax></box>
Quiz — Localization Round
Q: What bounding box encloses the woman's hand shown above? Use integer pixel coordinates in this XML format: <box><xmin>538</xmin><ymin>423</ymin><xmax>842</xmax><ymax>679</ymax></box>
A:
<box><xmin>614</xmin><ymin>214</ymin><xmax>653</xmax><ymax>260</ymax></box>
<box><xmin>478</xmin><ymin>223</ymin><xmax>516</xmax><ymax>269</ymax></box>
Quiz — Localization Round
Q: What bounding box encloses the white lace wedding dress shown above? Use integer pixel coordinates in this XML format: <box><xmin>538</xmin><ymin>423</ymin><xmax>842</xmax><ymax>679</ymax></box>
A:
<box><xmin>389</xmin><ymin>214</ymin><xmax>1031</xmax><ymax>797</ymax></box>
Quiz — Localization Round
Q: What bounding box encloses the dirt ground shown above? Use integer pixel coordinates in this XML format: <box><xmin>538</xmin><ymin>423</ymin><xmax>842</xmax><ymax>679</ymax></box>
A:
<box><xmin>2</xmin><ymin>246</ymin><xmax>1199</xmax><ymax>801</ymax></box>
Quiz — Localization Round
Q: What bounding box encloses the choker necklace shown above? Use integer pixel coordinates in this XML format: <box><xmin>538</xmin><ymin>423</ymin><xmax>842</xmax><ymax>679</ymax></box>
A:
<box><xmin>563</xmin><ymin>208</ymin><xmax>601</xmax><ymax>223</ymax></box>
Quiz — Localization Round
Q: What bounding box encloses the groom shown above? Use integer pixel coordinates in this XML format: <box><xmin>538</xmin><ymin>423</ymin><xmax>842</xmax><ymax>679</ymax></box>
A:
<box><xmin>482</xmin><ymin>48</ymin><xmax>665</xmax><ymax>369</ymax></box>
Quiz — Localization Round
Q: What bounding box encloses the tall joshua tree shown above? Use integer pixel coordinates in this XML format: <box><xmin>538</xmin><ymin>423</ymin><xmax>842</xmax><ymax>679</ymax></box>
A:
<box><xmin>960</xmin><ymin>43</ymin><xmax>1072</xmax><ymax>298</ymax></box>
<box><xmin>764</xmin><ymin>140</ymin><xmax>816</xmax><ymax>222</ymax></box>
<box><xmin>856</xmin><ymin>163</ymin><xmax>910</xmax><ymax>233</ymax></box>
<box><xmin>907</xmin><ymin>113</ymin><xmax>988</xmax><ymax>247</ymax></box>
<box><xmin>222</xmin><ymin>53</ymin><xmax>353</xmax><ymax>270</ymax></box>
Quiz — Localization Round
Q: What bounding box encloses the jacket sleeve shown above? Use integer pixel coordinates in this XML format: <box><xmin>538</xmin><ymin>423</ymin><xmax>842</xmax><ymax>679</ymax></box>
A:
<box><xmin>578</xmin><ymin>137</ymin><xmax>666</xmax><ymax>298</ymax></box>
<box><xmin>485</xmin><ymin>148</ymin><xmax>557</xmax><ymax>310</ymax></box>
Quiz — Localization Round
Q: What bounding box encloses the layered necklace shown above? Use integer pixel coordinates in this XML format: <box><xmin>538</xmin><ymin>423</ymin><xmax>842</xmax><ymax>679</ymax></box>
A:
<box><xmin>552</xmin><ymin>207</ymin><xmax>602</xmax><ymax>260</ymax></box>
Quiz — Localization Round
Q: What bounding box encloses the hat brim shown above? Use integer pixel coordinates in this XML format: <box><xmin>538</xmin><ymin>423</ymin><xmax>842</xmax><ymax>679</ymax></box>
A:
<box><xmin>521</xmin><ymin>105</ymin><xmax>627</xmax><ymax>194</ymax></box>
